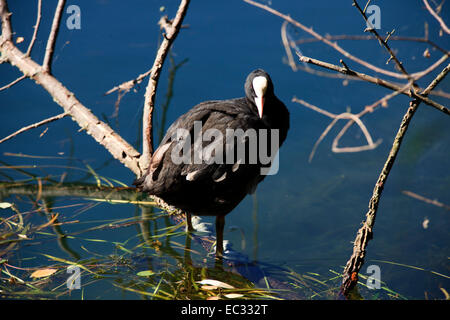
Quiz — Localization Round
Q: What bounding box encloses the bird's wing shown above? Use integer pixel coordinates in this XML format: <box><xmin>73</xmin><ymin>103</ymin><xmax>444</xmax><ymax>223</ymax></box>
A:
<box><xmin>145</xmin><ymin>100</ymin><xmax>248</xmax><ymax>179</ymax></box>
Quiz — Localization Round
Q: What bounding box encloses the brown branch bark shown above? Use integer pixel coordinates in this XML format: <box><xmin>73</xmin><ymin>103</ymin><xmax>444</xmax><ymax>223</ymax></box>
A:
<box><xmin>0</xmin><ymin>0</ymin><xmax>194</xmax><ymax>242</ymax></box>
<box><xmin>26</xmin><ymin>0</ymin><xmax>42</xmax><ymax>57</ymax></box>
<box><xmin>0</xmin><ymin>74</ymin><xmax>26</xmax><ymax>91</ymax></box>
<box><xmin>42</xmin><ymin>0</ymin><xmax>65</xmax><ymax>74</ymax></box>
<box><xmin>340</xmin><ymin>63</ymin><xmax>450</xmax><ymax>297</ymax></box>
<box><xmin>0</xmin><ymin>0</ymin><xmax>12</xmax><ymax>43</ymax></box>
<box><xmin>141</xmin><ymin>0</ymin><xmax>191</xmax><ymax>174</ymax></box>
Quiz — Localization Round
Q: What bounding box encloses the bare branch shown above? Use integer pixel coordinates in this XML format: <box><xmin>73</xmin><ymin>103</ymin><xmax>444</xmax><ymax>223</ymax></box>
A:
<box><xmin>244</xmin><ymin>0</ymin><xmax>417</xmax><ymax>80</ymax></box>
<box><xmin>292</xmin><ymin>97</ymin><xmax>381</xmax><ymax>161</ymax></box>
<box><xmin>0</xmin><ymin>112</ymin><xmax>68</xmax><ymax>144</ymax></box>
<box><xmin>281</xmin><ymin>21</ymin><xmax>297</xmax><ymax>72</ymax></box>
<box><xmin>297</xmin><ymin>54</ymin><xmax>450</xmax><ymax>115</ymax></box>
<box><xmin>333</xmin><ymin>83</ymin><xmax>411</xmax><ymax>153</ymax></box>
<box><xmin>141</xmin><ymin>0</ymin><xmax>190</xmax><ymax>173</ymax></box>
<box><xmin>340</xmin><ymin>62</ymin><xmax>450</xmax><ymax>296</ymax></box>
<box><xmin>0</xmin><ymin>0</ymin><xmax>12</xmax><ymax>42</ymax></box>
<box><xmin>105</xmin><ymin>69</ymin><xmax>152</xmax><ymax>96</ymax></box>
<box><xmin>423</xmin><ymin>0</ymin><xmax>450</xmax><ymax>34</ymax></box>
<box><xmin>26</xmin><ymin>0</ymin><xmax>42</xmax><ymax>57</ymax></box>
<box><xmin>353</xmin><ymin>0</ymin><xmax>412</xmax><ymax>80</ymax></box>
<box><xmin>0</xmin><ymin>74</ymin><xmax>26</xmax><ymax>91</ymax></box>
<box><xmin>42</xmin><ymin>0</ymin><xmax>66</xmax><ymax>73</ymax></box>
<box><xmin>402</xmin><ymin>190</ymin><xmax>450</xmax><ymax>210</ymax></box>
<box><xmin>0</xmin><ymin>40</ymin><xmax>142</xmax><ymax>175</ymax></box>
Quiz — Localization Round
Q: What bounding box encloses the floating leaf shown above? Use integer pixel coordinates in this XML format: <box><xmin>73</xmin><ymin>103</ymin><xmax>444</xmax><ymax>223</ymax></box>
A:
<box><xmin>201</xmin><ymin>285</ymin><xmax>218</xmax><ymax>290</ymax></box>
<box><xmin>0</xmin><ymin>202</ymin><xmax>12</xmax><ymax>209</ymax></box>
<box><xmin>422</xmin><ymin>217</ymin><xmax>430</xmax><ymax>229</ymax></box>
<box><xmin>30</xmin><ymin>268</ymin><xmax>57</xmax><ymax>278</ymax></box>
<box><xmin>196</xmin><ymin>279</ymin><xmax>234</xmax><ymax>289</ymax></box>
<box><xmin>137</xmin><ymin>270</ymin><xmax>155</xmax><ymax>277</ymax></box>
<box><xmin>224</xmin><ymin>293</ymin><xmax>244</xmax><ymax>299</ymax></box>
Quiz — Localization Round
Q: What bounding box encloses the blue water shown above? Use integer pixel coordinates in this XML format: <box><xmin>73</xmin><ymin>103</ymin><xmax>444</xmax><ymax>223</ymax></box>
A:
<box><xmin>1</xmin><ymin>0</ymin><xmax>449</xmax><ymax>299</ymax></box>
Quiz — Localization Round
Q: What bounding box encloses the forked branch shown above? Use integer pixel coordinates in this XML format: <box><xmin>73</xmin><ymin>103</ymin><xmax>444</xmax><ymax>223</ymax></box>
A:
<box><xmin>340</xmin><ymin>63</ymin><xmax>450</xmax><ymax>296</ymax></box>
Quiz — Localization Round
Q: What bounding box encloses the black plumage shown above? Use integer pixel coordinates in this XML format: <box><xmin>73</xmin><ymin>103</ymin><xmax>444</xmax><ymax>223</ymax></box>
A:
<box><xmin>134</xmin><ymin>69</ymin><xmax>289</xmax><ymax>256</ymax></box>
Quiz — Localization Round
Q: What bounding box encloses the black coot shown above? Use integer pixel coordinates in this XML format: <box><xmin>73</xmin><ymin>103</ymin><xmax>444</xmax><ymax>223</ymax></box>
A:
<box><xmin>134</xmin><ymin>69</ymin><xmax>289</xmax><ymax>257</ymax></box>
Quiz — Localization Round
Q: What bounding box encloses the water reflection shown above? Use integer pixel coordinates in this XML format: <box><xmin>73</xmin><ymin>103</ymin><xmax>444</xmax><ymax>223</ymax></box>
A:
<box><xmin>0</xmin><ymin>180</ymin><xmax>295</xmax><ymax>299</ymax></box>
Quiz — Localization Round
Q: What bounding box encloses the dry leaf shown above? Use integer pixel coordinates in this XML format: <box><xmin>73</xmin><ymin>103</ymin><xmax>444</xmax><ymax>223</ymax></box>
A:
<box><xmin>30</xmin><ymin>268</ymin><xmax>57</xmax><ymax>278</ymax></box>
<box><xmin>224</xmin><ymin>293</ymin><xmax>244</xmax><ymax>299</ymax></box>
<box><xmin>196</xmin><ymin>279</ymin><xmax>234</xmax><ymax>289</ymax></box>
<box><xmin>0</xmin><ymin>202</ymin><xmax>12</xmax><ymax>209</ymax></box>
<box><xmin>201</xmin><ymin>285</ymin><xmax>218</xmax><ymax>290</ymax></box>
<box><xmin>422</xmin><ymin>217</ymin><xmax>430</xmax><ymax>229</ymax></box>
<box><xmin>206</xmin><ymin>296</ymin><xmax>220</xmax><ymax>300</ymax></box>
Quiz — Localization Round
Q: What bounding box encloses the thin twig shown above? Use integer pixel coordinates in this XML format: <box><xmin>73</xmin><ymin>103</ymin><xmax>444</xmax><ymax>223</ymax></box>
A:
<box><xmin>26</xmin><ymin>0</ymin><xmax>42</xmax><ymax>57</ymax></box>
<box><xmin>293</xmin><ymin>34</ymin><xmax>449</xmax><ymax>56</ymax></box>
<box><xmin>281</xmin><ymin>21</ymin><xmax>297</xmax><ymax>72</ymax></box>
<box><xmin>297</xmin><ymin>54</ymin><xmax>450</xmax><ymax>115</ymax></box>
<box><xmin>0</xmin><ymin>74</ymin><xmax>26</xmax><ymax>91</ymax></box>
<box><xmin>332</xmin><ymin>82</ymin><xmax>412</xmax><ymax>154</ymax></box>
<box><xmin>243</xmin><ymin>0</ymin><xmax>439</xmax><ymax>80</ymax></box>
<box><xmin>353</xmin><ymin>0</ymin><xmax>412</xmax><ymax>81</ymax></box>
<box><xmin>340</xmin><ymin>63</ymin><xmax>450</xmax><ymax>297</ymax></box>
<box><xmin>105</xmin><ymin>69</ymin><xmax>152</xmax><ymax>96</ymax></box>
<box><xmin>42</xmin><ymin>0</ymin><xmax>66</xmax><ymax>73</ymax></box>
<box><xmin>423</xmin><ymin>0</ymin><xmax>450</xmax><ymax>34</ymax></box>
<box><xmin>402</xmin><ymin>190</ymin><xmax>450</xmax><ymax>210</ymax></box>
<box><xmin>0</xmin><ymin>112</ymin><xmax>68</xmax><ymax>144</ymax></box>
<box><xmin>141</xmin><ymin>0</ymin><xmax>190</xmax><ymax>174</ymax></box>
<box><xmin>292</xmin><ymin>97</ymin><xmax>381</xmax><ymax>161</ymax></box>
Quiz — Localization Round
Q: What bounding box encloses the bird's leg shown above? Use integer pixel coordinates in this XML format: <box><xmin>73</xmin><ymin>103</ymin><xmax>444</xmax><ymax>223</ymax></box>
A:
<box><xmin>215</xmin><ymin>215</ymin><xmax>225</xmax><ymax>258</ymax></box>
<box><xmin>186</xmin><ymin>212</ymin><xmax>194</xmax><ymax>232</ymax></box>
<box><xmin>184</xmin><ymin>229</ymin><xmax>193</xmax><ymax>267</ymax></box>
